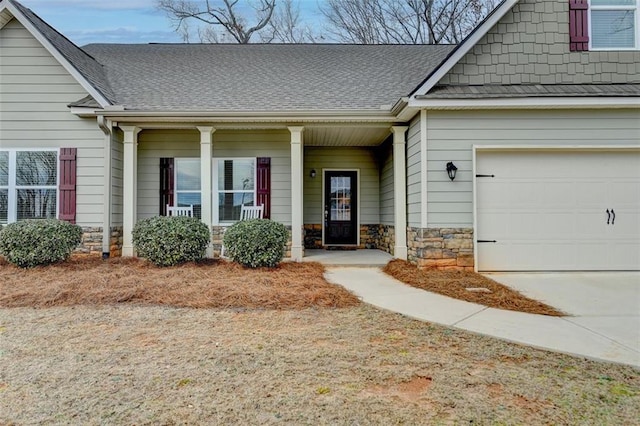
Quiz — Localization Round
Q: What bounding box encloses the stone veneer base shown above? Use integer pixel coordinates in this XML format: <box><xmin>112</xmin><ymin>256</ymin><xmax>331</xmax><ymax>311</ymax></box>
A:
<box><xmin>303</xmin><ymin>224</ymin><xmax>395</xmax><ymax>255</ymax></box>
<box><xmin>74</xmin><ymin>226</ymin><xmax>124</xmax><ymax>257</ymax></box>
<box><xmin>408</xmin><ymin>227</ymin><xmax>474</xmax><ymax>271</ymax></box>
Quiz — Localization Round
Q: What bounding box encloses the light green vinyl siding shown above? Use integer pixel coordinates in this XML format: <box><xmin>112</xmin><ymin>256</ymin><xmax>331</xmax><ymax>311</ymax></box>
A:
<box><xmin>426</xmin><ymin>109</ymin><xmax>640</xmax><ymax>227</ymax></box>
<box><xmin>379</xmin><ymin>139</ymin><xmax>394</xmax><ymax>226</ymax></box>
<box><xmin>406</xmin><ymin>115</ymin><xmax>421</xmax><ymax>228</ymax></box>
<box><xmin>0</xmin><ymin>19</ymin><xmax>105</xmax><ymax>226</ymax></box>
<box><xmin>439</xmin><ymin>0</ymin><xmax>640</xmax><ymax>86</ymax></box>
<box><xmin>303</xmin><ymin>147</ymin><xmax>379</xmax><ymax>225</ymax></box>
<box><xmin>136</xmin><ymin>129</ymin><xmax>292</xmax><ymax>225</ymax></box>
<box><xmin>111</xmin><ymin>129</ymin><xmax>124</xmax><ymax>226</ymax></box>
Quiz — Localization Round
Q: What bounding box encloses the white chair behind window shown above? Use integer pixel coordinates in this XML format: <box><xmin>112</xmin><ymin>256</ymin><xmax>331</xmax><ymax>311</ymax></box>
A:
<box><xmin>240</xmin><ymin>204</ymin><xmax>264</xmax><ymax>220</ymax></box>
<box><xmin>221</xmin><ymin>204</ymin><xmax>264</xmax><ymax>258</ymax></box>
<box><xmin>167</xmin><ymin>204</ymin><xmax>194</xmax><ymax>217</ymax></box>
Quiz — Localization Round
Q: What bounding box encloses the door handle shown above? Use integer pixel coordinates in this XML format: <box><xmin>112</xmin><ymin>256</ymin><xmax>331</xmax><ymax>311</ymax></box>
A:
<box><xmin>611</xmin><ymin>209</ymin><xmax>615</xmax><ymax>225</ymax></box>
<box><xmin>606</xmin><ymin>209</ymin><xmax>610</xmax><ymax>225</ymax></box>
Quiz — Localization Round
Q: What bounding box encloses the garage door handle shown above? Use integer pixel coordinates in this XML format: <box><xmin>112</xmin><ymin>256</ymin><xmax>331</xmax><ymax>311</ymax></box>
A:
<box><xmin>611</xmin><ymin>209</ymin><xmax>615</xmax><ymax>225</ymax></box>
<box><xmin>606</xmin><ymin>209</ymin><xmax>611</xmax><ymax>224</ymax></box>
<box><xmin>477</xmin><ymin>240</ymin><xmax>497</xmax><ymax>243</ymax></box>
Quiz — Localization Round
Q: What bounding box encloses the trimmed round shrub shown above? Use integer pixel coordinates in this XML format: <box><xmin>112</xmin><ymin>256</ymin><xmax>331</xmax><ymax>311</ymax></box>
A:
<box><xmin>0</xmin><ymin>219</ymin><xmax>83</xmax><ymax>268</ymax></box>
<box><xmin>223</xmin><ymin>219</ymin><xmax>288</xmax><ymax>268</ymax></box>
<box><xmin>132</xmin><ymin>216</ymin><xmax>210</xmax><ymax>266</ymax></box>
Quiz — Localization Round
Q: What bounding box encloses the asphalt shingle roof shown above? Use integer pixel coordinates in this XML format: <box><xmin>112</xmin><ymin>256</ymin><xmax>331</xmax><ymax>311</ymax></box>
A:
<box><xmin>82</xmin><ymin>43</ymin><xmax>455</xmax><ymax>111</ymax></box>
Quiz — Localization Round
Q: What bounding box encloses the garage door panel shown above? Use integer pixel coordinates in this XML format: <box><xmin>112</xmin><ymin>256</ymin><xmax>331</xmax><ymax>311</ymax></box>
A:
<box><xmin>477</xmin><ymin>150</ymin><xmax>640</xmax><ymax>271</ymax></box>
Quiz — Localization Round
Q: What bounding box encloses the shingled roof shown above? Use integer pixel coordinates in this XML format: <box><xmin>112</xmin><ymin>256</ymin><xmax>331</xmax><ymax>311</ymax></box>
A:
<box><xmin>82</xmin><ymin>43</ymin><xmax>455</xmax><ymax>112</ymax></box>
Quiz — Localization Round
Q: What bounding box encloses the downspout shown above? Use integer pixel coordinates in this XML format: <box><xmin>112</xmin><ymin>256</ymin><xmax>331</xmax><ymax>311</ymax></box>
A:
<box><xmin>97</xmin><ymin>116</ymin><xmax>112</xmax><ymax>259</ymax></box>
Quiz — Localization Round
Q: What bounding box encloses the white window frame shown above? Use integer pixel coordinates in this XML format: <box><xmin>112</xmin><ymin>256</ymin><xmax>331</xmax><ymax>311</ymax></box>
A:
<box><xmin>0</xmin><ymin>148</ymin><xmax>59</xmax><ymax>224</ymax></box>
<box><xmin>212</xmin><ymin>157</ymin><xmax>257</xmax><ymax>225</ymax></box>
<box><xmin>589</xmin><ymin>0</ymin><xmax>640</xmax><ymax>50</ymax></box>
<box><xmin>174</xmin><ymin>158</ymin><xmax>201</xmax><ymax>216</ymax></box>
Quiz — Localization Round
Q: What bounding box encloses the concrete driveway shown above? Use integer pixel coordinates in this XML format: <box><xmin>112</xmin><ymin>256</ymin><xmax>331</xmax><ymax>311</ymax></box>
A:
<box><xmin>485</xmin><ymin>272</ymin><xmax>640</xmax><ymax>360</ymax></box>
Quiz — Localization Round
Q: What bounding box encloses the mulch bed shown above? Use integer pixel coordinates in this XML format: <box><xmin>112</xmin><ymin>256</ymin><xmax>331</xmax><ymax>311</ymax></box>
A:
<box><xmin>383</xmin><ymin>259</ymin><xmax>565</xmax><ymax>316</ymax></box>
<box><xmin>0</xmin><ymin>256</ymin><xmax>360</xmax><ymax>309</ymax></box>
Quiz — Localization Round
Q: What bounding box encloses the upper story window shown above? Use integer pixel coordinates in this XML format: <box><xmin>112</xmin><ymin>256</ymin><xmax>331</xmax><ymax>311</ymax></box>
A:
<box><xmin>590</xmin><ymin>0</ymin><xmax>639</xmax><ymax>49</ymax></box>
<box><xmin>0</xmin><ymin>150</ymin><xmax>58</xmax><ymax>224</ymax></box>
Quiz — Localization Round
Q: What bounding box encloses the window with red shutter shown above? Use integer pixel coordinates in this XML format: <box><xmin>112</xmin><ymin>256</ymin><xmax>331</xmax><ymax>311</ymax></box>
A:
<box><xmin>569</xmin><ymin>0</ymin><xmax>589</xmax><ymax>52</ymax></box>
<box><xmin>159</xmin><ymin>158</ymin><xmax>175</xmax><ymax>216</ymax></box>
<box><xmin>58</xmin><ymin>148</ymin><xmax>77</xmax><ymax>224</ymax></box>
<box><xmin>256</xmin><ymin>157</ymin><xmax>271</xmax><ymax>219</ymax></box>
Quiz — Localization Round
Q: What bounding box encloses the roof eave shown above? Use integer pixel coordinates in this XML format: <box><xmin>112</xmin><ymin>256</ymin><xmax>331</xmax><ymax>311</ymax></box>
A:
<box><xmin>408</xmin><ymin>96</ymin><xmax>640</xmax><ymax>110</ymax></box>
<box><xmin>95</xmin><ymin>108</ymin><xmax>402</xmax><ymax>123</ymax></box>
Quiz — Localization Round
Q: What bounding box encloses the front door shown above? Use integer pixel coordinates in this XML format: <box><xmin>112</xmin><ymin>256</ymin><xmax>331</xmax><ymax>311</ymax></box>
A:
<box><xmin>324</xmin><ymin>170</ymin><xmax>358</xmax><ymax>245</ymax></box>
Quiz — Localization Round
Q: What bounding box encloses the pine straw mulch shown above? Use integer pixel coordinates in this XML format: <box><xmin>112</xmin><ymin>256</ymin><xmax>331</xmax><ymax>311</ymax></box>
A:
<box><xmin>0</xmin><ymin>256</ymin><xmax>360</xmax><ymax>310</ymax></box>
<box><xmin>383</xmin><ymin>259</ymin><xmax>565</xmax><ymax>316</ymax></box>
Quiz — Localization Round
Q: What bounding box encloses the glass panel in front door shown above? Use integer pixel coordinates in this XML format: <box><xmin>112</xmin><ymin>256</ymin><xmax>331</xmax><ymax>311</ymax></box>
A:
<box><xmin>330</xmin><ymin>176</ymin><xmax>351</xmax><ymax>221</ymax></box>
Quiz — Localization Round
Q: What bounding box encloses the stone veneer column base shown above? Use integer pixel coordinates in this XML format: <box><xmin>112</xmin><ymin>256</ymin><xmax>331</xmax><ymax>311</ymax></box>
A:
<box><xmin>407</xmin><ymin>227</ymin><xmax>474</xmax><ymax>271</ymax></box>
<box><xmin>303</xmin><ymin>224</ymin><xmax>395</xmax><ymax>254</ymax></box>
<box><xmin>73</xmin><ymin>226</ymin><xmax>123</xmax><ymax>257</ymax></box>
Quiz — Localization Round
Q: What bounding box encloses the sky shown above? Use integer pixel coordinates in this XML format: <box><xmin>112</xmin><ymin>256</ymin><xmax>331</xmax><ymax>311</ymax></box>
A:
<box><xmin>19</xmin><ymin>0</ymin><xmax>324</xmax><ymax>46</ymax></box>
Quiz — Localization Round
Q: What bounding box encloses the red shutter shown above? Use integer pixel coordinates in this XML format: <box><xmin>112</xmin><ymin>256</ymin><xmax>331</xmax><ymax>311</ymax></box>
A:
<box><xmin>256</xmin><ymin>157</ymin><xmax>271</xmax><ymax>219</ymax></box>
<box><xmin>569</xmin><ymin>0</ymin><xmax>589</xmax><ymax>52</ymax></box>
<box><xmin>159</xmin><ymin>158</ymin><xmax>174</xmax><ymax>216</ymax></box>
<box><xmin>58</xmin><ymin>148</ymin><xmax>77</xmax><ymax>224</ymax></box>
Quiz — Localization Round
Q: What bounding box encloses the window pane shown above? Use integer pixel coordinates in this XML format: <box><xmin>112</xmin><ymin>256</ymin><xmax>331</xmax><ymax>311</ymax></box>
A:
<box><xmin>17</xmin><ymin>189</ymin><xmax>57</xmax><ymax>220</ymax></box>
<box><xmin>0</xmin><ymin>189</ymin><xmax>7</xmax><ymax>224</ymax></box>
<box><xmin>592</xmin><ymin>10</ymin><xmax>636</xmax><ymax>48</ymax></box>
<box><xmin>176</xmin><ymin>159</ymin><xmax>201</xmax><ymax>191</ymax></box>
<box><xmin>0</xmin><ymin>152</ymin><xmax>8</xmax><ymax>186</ymax></box>
<box><xmin>218</xmin><ymin>192</ymin><xmax>254</xmax><ymax>221</ymax></box>
<box><xmin>176</xmin><ymin>192</ymin><xmax>202</xmax><ymax>219</ymax></box>
<box><xmin>16</xmin><ymin>151</ymin><xmax>57</xmax><ymax>186</ymax></box>
<box><xmin>217</xmin><ymin>159</ymin><xmax>255</xmax><ymax>191</ymax></box>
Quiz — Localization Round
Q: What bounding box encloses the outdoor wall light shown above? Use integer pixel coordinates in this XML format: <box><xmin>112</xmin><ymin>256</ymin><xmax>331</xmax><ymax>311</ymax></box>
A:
<box><xmin>446</xmin><ymin>162</ymin><xmax>458</xmax><ymax>181</ymax></box>
<box><xmin>310</xmin><ymin>169</ymin><xmax>317</xmax><ymax>178</ymax></box>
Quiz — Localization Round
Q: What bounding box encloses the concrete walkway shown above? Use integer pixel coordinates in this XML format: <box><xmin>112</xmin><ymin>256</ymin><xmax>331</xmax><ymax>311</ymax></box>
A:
<box><xmin>324</xmin><ymin>267</ymin><xmax>640</xmax><ymax>368</ymax></box>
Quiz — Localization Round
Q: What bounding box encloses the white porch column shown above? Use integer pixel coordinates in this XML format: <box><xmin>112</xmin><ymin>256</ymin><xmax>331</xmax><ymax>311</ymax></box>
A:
<box><xmin>392</xmin><ymin>126</ymin><xmax>409</xmax><ymax>260</ymax></box>
<box><xmin>197</xmin><ymin>127</ymin><xmax>215</xmax><ymax>257</ymax></box>
<box><xmin>120</xmin><ymin>125</ymin><xmax>141</xmax><ymax>257</ymax></box>
<box><xmin>288</xmin><ymin>126</ymin><xmax>304</xmax><ymax>261</ymax></box>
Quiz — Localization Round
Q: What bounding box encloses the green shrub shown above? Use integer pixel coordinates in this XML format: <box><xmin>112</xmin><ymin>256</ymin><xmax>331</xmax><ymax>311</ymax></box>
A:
<box><xmin>223</xmin><ymin>219</ymin><xmax>288</xmax><ymax>268</ymax></box>
<box><xmin>0</xmin><ymin>219</ymin><xmax>82</xmax><ymax>268</ymax></box>
<box><xmin>132</xmin><ymin>216</ymin><xmax>210</xmax><ymax>266</ymax></box>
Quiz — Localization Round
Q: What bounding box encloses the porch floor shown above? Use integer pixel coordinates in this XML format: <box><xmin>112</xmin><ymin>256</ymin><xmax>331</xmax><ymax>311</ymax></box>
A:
<box><xmin>302</xmin><ymin>249</ymin><xmax>393</xmax><ymax>267</ymax></box>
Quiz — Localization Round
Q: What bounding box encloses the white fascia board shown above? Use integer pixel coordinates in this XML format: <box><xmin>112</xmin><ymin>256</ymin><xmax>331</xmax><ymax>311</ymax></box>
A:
<box><xmin>411</xmin><ymin>0</ymin><xmax>520</xmax><ymax>97</ymax></box>
<box><xmin>70</xmin><ymin>107</ymin><xmax>100</xmax><ymax>117</ymax></box>
<box><xmin>408</xmin><ymin>97</ymin><xmax>640</xmax><ymax>109</ymax></box>
<box><xmin>4</xmin><ymin>2</ymin><xmax>112</xmax><ymax>108</ymax></box>
<box><xmin>96</xmin><ymin>109</ymin><xmax>399</xmax><ymax>123</ymax></box>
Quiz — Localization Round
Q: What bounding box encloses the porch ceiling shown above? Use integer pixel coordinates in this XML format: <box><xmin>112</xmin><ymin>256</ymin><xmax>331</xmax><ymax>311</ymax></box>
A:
<box><xmin>304</xmin><ymin>125</ymin><xmax>392</xmax><ymax>147</ymax></box>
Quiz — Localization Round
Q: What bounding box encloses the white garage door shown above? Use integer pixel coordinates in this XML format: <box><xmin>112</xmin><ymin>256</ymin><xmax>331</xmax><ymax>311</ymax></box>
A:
<box><xmin>476</xmin><ymin>150</ymin><xmax>640</xmax><ymax>271</ymax></box>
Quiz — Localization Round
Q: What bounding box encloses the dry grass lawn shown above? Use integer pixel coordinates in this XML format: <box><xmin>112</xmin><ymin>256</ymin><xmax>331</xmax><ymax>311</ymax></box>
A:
<box><xmin>384</xmin><ymin>259</ymin><xmax>565</xmax><ymax>316</ymax></box>
<box><xmin>0</xmin><ymin>256</ymin><xmax>638</xmax><ymax>423</ymax></box>
<box><xmin>1</xmin><ymin>305</ymin><xmax>638</xmax><ymax>424</ymax></box>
